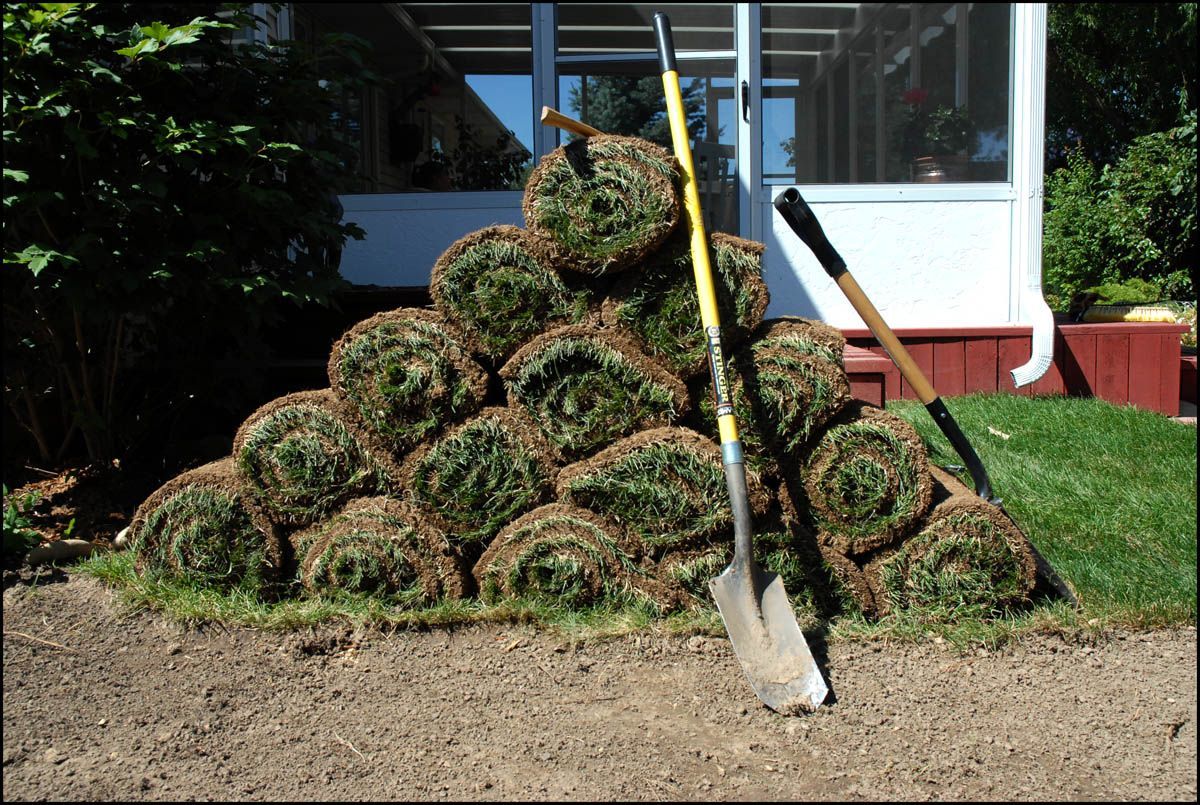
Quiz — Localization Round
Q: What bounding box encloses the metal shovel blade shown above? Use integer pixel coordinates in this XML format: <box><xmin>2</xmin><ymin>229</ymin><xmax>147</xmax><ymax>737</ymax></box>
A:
<box><xmin>710</xmin><ymin>561</ymin><xmax>829</xmax><ymax>715</ymax></box>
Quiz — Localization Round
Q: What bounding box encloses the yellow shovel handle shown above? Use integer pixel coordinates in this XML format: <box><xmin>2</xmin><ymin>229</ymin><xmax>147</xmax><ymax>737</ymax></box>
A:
<box><xmin>658</xmin><ymin>51</ymin><xmax>739</xmax><ymax>447</ymax></box>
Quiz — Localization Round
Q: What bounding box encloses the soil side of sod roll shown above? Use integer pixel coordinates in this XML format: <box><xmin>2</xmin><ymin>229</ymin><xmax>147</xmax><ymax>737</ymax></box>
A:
<box><xmin>429</xmin><ymin>225</ymin><xmax>595</xmax><ymax>366</ymax></box>
<box><xmin>522</xmin><ymin>134</ymin><xmax>681</xmax><ymax>276</ymax></box>
<box><xmin>499</xmin><ymin>324</ymin><xmax>689</xmax><ymax>462</ymax></box>
<box><xmin>292</xmin><ymin>496</ymin><xmax>469</xmax><ymax>605</ymax></box>
<box><xmin>127</xmin><ymin>458</ymin><xmax>284</xmax><ymax>596</ymax></box>
<box><xmin>862</xmin><ymin>467</ymin><xmax>1039</xmax><ymax>620</ymax></box>
<box><xmin>555</xmin><ymin>426</ymin><xmax>773</xmax><ymax>558</ymax></box>
<box><xmin>233</xmin><ymin>389</ymin><xmax>395</xmax><ymax>528</ymax></box>
<box><xmin>398</xmin><ymin>406</ymin><xmax>561</xmax><ymax>566</ymax></box>
<box><xmin>328</xmin><ymin>308</ymin><xmax>490</xmax><ymax>459</ymax></box>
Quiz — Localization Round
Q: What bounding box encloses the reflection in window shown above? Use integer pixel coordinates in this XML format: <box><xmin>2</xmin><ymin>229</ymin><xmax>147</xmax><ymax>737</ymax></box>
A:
<box><xmin>764</xmin><ymin>3</ymin><xmax>1011</xmax><ymax>184</ymax></box>
<box><xmin>554</xmin><ymin>3</ymin><xmax>737</xmax><ymax>233</ymax></box>
<box><xmin>558</xmin><ymin>60</ymin><xmax>739</xmax><ymax>234</ymax></box>
<box><xmin>295</xmin><ymin>3</ymin><xmax>533</xmax><ymax>193</ymax></box>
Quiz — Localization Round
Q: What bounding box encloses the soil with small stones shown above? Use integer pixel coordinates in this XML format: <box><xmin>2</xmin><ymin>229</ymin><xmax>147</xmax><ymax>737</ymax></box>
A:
<box><xmin>2</xmin><ymin>574</ymin><xmax>1195</xmax><ymax>802</ymax></box>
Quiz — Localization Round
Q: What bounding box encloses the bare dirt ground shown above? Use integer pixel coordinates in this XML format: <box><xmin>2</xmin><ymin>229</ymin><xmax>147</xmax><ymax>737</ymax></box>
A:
<box><xmin>2</xmin><ymin>573</ymin><xmax>1196</xmax><ymax>802</ymax></box>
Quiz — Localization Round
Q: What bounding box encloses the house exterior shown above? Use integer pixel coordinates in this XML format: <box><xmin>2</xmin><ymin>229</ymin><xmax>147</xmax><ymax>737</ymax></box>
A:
<box><xmin>257</xmin><ymin>3</ymin><xmax>1058</xmax><ymax>388</ymax></box>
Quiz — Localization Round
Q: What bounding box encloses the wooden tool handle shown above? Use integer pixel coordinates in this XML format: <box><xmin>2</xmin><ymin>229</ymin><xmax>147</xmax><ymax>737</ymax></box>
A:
<box><xmin>539</xmin><ymin>106</ymin><xmax>602</xmax><ymax>138</ymax></box>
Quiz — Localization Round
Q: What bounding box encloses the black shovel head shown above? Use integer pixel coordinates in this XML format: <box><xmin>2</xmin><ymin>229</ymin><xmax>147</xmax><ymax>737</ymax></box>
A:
<box><xmin>710</xmin><ymin>561</ymin><xmax>829</xmax><ymax>715</ymax></box>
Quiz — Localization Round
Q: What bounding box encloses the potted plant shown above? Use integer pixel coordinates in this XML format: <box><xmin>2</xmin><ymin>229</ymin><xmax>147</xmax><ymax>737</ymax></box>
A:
<box><xmin>898</xmin><ymin>87</ymin><xmax>976</xmax><ymax>181</ymax></box>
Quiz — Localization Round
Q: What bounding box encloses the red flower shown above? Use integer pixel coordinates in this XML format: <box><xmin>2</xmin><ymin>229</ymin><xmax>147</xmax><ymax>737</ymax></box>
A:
<box><xmin>902</xmin><ymin>87</ymin><xmax>929</xmax><ymax>105</ymax></box>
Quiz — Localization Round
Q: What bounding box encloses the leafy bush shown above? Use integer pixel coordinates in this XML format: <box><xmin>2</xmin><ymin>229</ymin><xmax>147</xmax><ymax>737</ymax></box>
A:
<box><xmin>3</xmin><ymin>485</ymin><xmax>42</xmax><ymax>562</ymax></box>
<box><xmin>1084</xmin><ymin>278</ymin><xmax>1164</xmax><ymax>305</ymax></box>
<box><xmin>3</xmin><ymin>3</ymin><xmax>372</xmax><ymax>466</ymax></box>
<box><xmin>1043</xmin><ymin>110</ymin><xmax>1196</xmax><ymax>305</ymax></box>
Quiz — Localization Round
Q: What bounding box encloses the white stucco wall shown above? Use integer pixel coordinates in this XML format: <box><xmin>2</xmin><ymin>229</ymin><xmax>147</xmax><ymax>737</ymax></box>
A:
<box><xmin>760</xmin><ymin>196</ymin><xmax>1015</xmax><ymax>328</ymax></box>
<box><xmin>337</xmin><ymin>192</ymin><xmax>1019</xmax><ymax>328</ymax></box>
<box><xmin>339</xmin><ymin>192</ymin><xmax>524</xmax><ymax>286</ymax></box>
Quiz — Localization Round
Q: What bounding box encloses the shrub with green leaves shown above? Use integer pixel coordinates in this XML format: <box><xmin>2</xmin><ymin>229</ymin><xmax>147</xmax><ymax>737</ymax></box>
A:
<box><xmin>1043</xmin><ymin>111</ymin><xmax>1196</xmax><ymax>304</ymax></box>
<box><xmin>3</xmin><ymin>484</ymin><xmax>42</xmax><ymax>563</ymax></box>
<box><xmin>3</xmin><ymin>3</ymin><xmax>371</xmax><ymax>465</ymax></box>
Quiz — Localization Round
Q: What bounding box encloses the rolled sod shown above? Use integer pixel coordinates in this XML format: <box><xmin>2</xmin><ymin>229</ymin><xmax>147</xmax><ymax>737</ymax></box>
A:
<box><xmin>864</xmin><ymin>467</ymin><xmax>1038</xmax><ymax>620</ymax></box>
<box><xmin>601</xmin><ymin>230</ymin><xmax>770</xmax><ymax>377</ymax></box>
<box><xmin>328</xmin><ymin>308</ymin><xmax>489</xmax><ymax>457</ymax></box>
<box><xmin>128</xmin><ymin>458</ymin><xmax>283</xmax><ymax>595</ymax></box>
<box><xmin>473</xmin><ymin>504</ymin><xmax>670</xmax><ymax>610</ymax></box>
<box><xmin>801</xmin><ymin>402</ymin><xmax>934</xmax><ymax>555</ymax></box>
<box><xmin>522</xmin><ymin>134</ymin><xmax>680</xmax><ymax>276</ymax></box>
<box><xmin>751</xmin><ymin>316</ymin><xmax>847</xmax><ymax>366</ymax></box>
<box><xmin>690</xmin><ymin>339</ymin><xmax>851</xmax><ymax>476</ymax></box>
<box><xmin>399</xmin><ymin>407</ymin><xmax>559</xmax><ymax>565</ymax></box>
<box><xmin>556</xmin><ymin>426</ymin><xmax>772</xmax><ymax>557</ymax></box>
<box><xmin>499</xmin><ymin>324</ymin><xmax>689</xmax><ymax>462</ymax></box>
<box><xmin>233</xmin><ymin>389</ymin><xmax>391</xmax><ymax>527</ymax></box>
<box><xmin>429</xmin><ymin>225</ymin><xmax>592</xmax><ymax>364</ymax></box>
<box><xmin>654</xmin><ymin>518</ymin><xmax>867</xmax><ymax>619</ymax></box>
<box><xmin>293</xmin><ymin>497</ymin><xmax>469</xmax><ymax>605</ymax></box>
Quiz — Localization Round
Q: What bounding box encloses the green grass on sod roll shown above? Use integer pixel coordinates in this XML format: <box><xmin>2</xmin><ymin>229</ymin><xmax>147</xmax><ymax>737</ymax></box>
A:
<box><xmin>234</xmin><ymin>390</ymin><xmax>389</xmax><ymax>526</ymax></box>
<box><xmin>863</xmin><ymin>468</ymin><xmax>1038</xmax><ymax>621</ymax></box>
<box><xmin>128</xmin><ymin>459</ymin><xmax>282</xmax><ymax>597</ymax></box>
<box><xmin>500</xmin><ymin>325</ymin><xmax>688</xmax><ymax>461</ymax></box>
<box><xmin>604</xmin><ymin>231</ymin><xmax>769</xmax><ymax>377</ymax></box>
<box><xmin>474</xmin><ymin>504</ymin><xmax>670</xmax><ymax>611</ymax></box>
<box><xmin>400</xmin><ymin>407</ymin><xmax>557</xmax><ymax>563</ymax></box>
<box><xmin>800</xmin><ymin>402</ymin><xmax>933</xmax><ymax>555</ymax></box>
<box><xmin>294</xmin><ymin>497</ymin><xmax>468</xmax><ymax>607</ymax></box>
<box><xmin>430</xmin><ymin>226</ymin><xmax>592</xmax><ymax>364</ymax></box>
<box><xmin>329</xmin><ymin>309</ymin><xmax>489</xmax><ymax>457</ymax></box>
<box><xmin>522</xmin><ymin>135</ymin><xmax>680</xmax><ymax>276</ymax></box>
<box><xmin>557</xmin><ymin>427</ymin><xmax>772</xmax><ymax>556</ymax></box>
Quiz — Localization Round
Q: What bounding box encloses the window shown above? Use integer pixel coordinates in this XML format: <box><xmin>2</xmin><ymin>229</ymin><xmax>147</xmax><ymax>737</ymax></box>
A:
<box><xmin>763</xmin><ymin>3</ymin><xmax>1012</xmax><ymax>184</ymax></box>
<box><xmin>554</xmin><ymin>4</ymin><xmax>739</xmax><ymax>232</ymax></box>
<box><xmin>296</xmin><ymin>3</ymin><xmax>534</xmax><ymax>193</ymax></box>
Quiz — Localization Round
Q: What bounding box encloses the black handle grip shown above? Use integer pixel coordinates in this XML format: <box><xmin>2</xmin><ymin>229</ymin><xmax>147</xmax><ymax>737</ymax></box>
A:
<box><xmin>772</xmin><ymin>187</ymin><xmax>847</xmax><ymax>278</ymax></box>
<box><xmin>653</xmin><ymin>13</ymin><xmax>677</xmax><ymax>74</ymax></box>
<box><xmin>925</xmin><ymin>397</ymin><xmax>995</xmax><ymax>502</ymax></box>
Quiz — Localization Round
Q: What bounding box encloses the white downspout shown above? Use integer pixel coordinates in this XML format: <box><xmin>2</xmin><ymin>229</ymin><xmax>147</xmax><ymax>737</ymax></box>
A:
<box><xmin>1010</xmin><ymin>3</ymin><xmax>1054</xmax><ymax>387</ymax></box>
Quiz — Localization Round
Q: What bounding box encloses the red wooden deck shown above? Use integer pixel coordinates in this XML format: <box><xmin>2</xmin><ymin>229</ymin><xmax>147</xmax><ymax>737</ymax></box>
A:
<box><xmin>842</xmin><ymin>319</ymin><xmax>1189</xmax><ymax>416</ymax></box>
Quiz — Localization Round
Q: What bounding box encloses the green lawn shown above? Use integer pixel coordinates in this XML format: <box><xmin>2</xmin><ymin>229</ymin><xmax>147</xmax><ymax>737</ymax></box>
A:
<box><xmin>887</xmin><ymin>394</ymin><xmax>1197</xmax><ymax>628</ymax></box>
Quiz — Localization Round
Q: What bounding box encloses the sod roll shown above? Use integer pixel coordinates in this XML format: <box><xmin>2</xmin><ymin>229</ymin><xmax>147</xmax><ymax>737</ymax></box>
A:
<box><xmin>399</xmin><ymin>406</ymin><xmax>559</xmax><ymax>565</ymax></box>
<box><xmin>293</xmin><ymin>497</ymin><xmax>469</xmax><ymax>605</ymax></box>
<box><xmin>128</xmin><ymin>458</ymin><xmax>283</xmax><ymax>595</ymax></box>
<box><xmin>429</xmin><ymin>225</ymin><xmax>592</xmax><ymax>364</ymax></box>
<box><xmin>751</xmin><ymin>316</ymin><xmax>847</xmax><ymax>366</ymax></box>
<box><xmin>556</xmin><ymin>426</ymin><xmax>772</xmax><ymax>557</ymax></box>
<box><xmin>522</xmin><ymin>134</ymin><xmax>680</xmax><ymax>276</ymax></box>
<box><xmin>690</xmin><ymin>338</ymin><xmax>851</xmax><ymax>476</ymax></box>
<box><xmin>655</xmin><ymin>525</ymin><xmax>864</xmax><ymax>620</ymax></box>
<box><xmin>602</xmin><ymin>230</ymin><xmax>770</xmax><ymax>377</ymax></box>
<box><xmin>864</xmin><ymin>467</ymin><xmax>1038</xmax><ymax>619</ymax></box>
<box><xmin>473</xmin><ymin>503</ymin><xmax>670</xmax><ymax>610</ymax></box>
<box><xmin>499</xmin><ymin>324</ymin><xmax>688</xmax><ymax>462</ymax></box>
<box><xmin>328</xmin><ymin>308</ymin><xmax>489</xmax><ymax>457</ymax></box>
<box><xmin>800</xmin><ymin>402</ymin><xmax>934</xmax><ymax>555</ymax></box>
<box><xmin>233</xmin><ymin>389</ymin><xmax>391</xmax><ymax>527</ymax></box>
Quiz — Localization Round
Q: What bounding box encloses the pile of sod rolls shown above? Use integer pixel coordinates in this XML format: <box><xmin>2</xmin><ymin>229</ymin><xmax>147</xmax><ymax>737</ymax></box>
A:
<box><xmin>129</xmin><ymin>134</ymin><xmax>1037</xmax><ymax>622</ymax></box>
